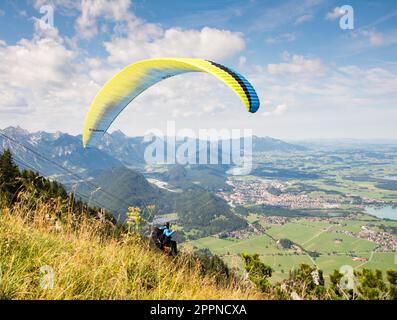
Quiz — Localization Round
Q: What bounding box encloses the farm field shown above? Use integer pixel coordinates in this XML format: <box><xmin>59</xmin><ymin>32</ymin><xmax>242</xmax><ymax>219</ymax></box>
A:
<box><xmin>190</xmin><ymin>216</ymin><xmax>397</xmax><ymax>284</ymax></box>
<box><xmin>192</xmin><ymin>234</ymin><xmax>286</xmax><ymax>255</ymax></box>
<box><xmin>217</xmin><ymin>251</ymin><xmax>396</xmax><ymax>284</ymax></box>
<box><xmin>254</xmin><ymin>148</ymin><xmax>397</xmax><ymax>202</ymax></box>
<box><xmin>362</xmin><ymin>252</ymin><xmax>397</xmax><ymax>274</ymax></box>
<box><xmin>260</xmin><ymin>254</ymin><xmax>314</xmax><ymax>282</ymax></box>
<box><xmin>264</xmin><ymin>223</ymin><xmax>329</xmax><ymax>245</ymax></box>
<box><xmin>190</xmin><ymin>147</ymin><xmax>397</xmax><ymax>284</ymax></box>
<box><xmin>302</xmin><ymin>231</ymin><xmax>377</xmax><ymax>253</ymax></box>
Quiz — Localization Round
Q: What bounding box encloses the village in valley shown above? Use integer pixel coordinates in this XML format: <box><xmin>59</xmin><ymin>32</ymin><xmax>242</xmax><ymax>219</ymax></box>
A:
<box><xmin>191</xmin><ymin>148</ymin><xmax>397</xmax><ymax>282</ymax></box>
<box><xmin>220</xmin><ymin>178</ymin><xmax>340</xmax><ymax>209</ymax></box>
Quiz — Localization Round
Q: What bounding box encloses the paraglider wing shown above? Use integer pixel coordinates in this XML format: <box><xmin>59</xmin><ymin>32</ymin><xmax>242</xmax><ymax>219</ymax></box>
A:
<box><xmin>83</xmin><ymin>58</ymin><xmax>260</xmax><ymax>147</ymax></box>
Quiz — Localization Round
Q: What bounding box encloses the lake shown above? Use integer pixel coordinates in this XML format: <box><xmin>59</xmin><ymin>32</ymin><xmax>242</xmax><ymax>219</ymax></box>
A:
<box><xmin>382</xmin><ymin>175</ymin><xmax>397</xmax><ymax>181</ymax></box>
<box><xmin>365</xmin><ymin>206</ymin><xmax>397</xmax><ymax>220</ymax></box>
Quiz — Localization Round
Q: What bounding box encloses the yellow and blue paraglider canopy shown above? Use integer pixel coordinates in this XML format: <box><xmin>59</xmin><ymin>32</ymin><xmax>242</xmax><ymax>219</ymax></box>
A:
<box><xmin>83</xmin><ymin>58</ymin><xmax>260</xmax><ymax>147</ymax></box>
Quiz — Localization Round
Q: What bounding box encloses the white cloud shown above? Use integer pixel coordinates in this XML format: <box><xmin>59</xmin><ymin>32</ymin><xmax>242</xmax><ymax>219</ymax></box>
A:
<box><xmin>0</xmin><ymin>22</ymin><xmax>100</xmax><ymax>131</ymax></box>
<box><xmin>0</xmin><ymin>2</ymin><xmax>248</xmax><ymax>135</ymax></box>
<box><xmin>241</xmin><ymin>51</ymin><xmax>397</xmax><ymax>138</ymax></box>
<box><xmin>251</xmin><ymin>0</ymin><xmax>324</xmax><ymax>31</ymax></box>
<box><xmin>281</xmin><ymin>50</ymin><xmax>291</xmax><ymax>61</ymax></box>
<box><xmin>1</xmin><ymin>42</ymin><xmax>65</xmax><ymax>89</ymax></box>
<box><xmin>325</xmin><ymin>7</ymin><xmax>345</xmax><ymax>21</ymax></box>
<box><xmin>129</xmin><ymin>73</ymin><xmax>236</xmax><ymax>118</ymax></box>
<box><xmin>352</xmin><ymin>29</ymin><xmax>397</xmax><ymax>48</ymax></box>
<box><xmin>1</xmin><ymin>2</ymin><xmax>396</xmax><ymax>139</ymax></box>
<box><xmin>238</xmin><ymin>56</ymin><xmax>247</xmax><ymax>69</ymax></box>
<box><xmin>295</xmin><ymin>14</ymin><xmax>313</xmax><ymax>25</ymax></box>
<box><xmin>262</xmin><ymin>104</ymin><xmax>287</xmax><ymax>117</ymax></box>
<box><xmin>339</xmin><ymin>28</ymin><xmax>397</xmax><ymax>55</ymax></box>
<box><xmin>76</xmin><ymin>0</ymin><xmax>132</xmax><ymax>39</ymax></box>
<box><xmin>0</xmin><ymin>91</ymin><xmax>30</xmax><ymax>114</ymax></box>
<box><xmin>33</xmin><ymin>0</ymin><xmax>79</xmax><ymax>9</ymax></box>
<box><xmin>0</xmin><ymin>35</ymin><xmax>75</xmax><ymax>92</ymax></box>
<box><xmin>362</xmin><ymin>30</ymin><xmax>384</xmax><ymax>46</ymax></box>
<box><xmin>171</xmin><ymin>108</ymin><xmax>195</xmax><ymax>118</ymax></box>
<box><xmin>267</xmin><ymin>54</ymin><xmax>325</xmax><ymax>75</ymax></box>
<box><xmin>266</xmin><ymin>33</ymin><xmax>297</xmax><ymax>44</ymax></box>
<box><xmin>336</xmin><ymin>66</ymin><xmax>397</xmax><ymax>96</ymax></box>
<box><xmin>33</xmin><ymin>0</ymin><xmax>81</xmax><ymax>19</ymax></box>
<box><xmin>104</xmin><ymin>26</ymin><xmax>245</xmax><ymax>65</ymax></box>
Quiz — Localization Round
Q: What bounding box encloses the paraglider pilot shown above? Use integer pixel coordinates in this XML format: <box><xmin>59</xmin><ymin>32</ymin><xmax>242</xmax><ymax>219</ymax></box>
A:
<box><xmin>160</xmin><ymin>222</ymin><xmax>177</xmax><ymax>255</ymax></box>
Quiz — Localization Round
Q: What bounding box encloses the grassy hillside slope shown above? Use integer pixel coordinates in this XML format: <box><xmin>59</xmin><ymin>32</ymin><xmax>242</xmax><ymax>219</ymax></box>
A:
<box><xmin>0</xmin><ymin>199</ymin><xmax>260</xmax><ymax>300</ymax></box>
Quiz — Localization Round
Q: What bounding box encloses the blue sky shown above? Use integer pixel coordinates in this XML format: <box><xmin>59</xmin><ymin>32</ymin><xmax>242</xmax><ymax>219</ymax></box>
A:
<box><xmin>0</xmin><ymin>0</ymin><xmax>396</xmax><ymax>139</ymax></box>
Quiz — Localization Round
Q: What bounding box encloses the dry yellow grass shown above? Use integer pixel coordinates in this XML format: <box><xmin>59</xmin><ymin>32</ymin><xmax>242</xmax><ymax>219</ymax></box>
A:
<box><xmin>0</xmin><ymin>196</ymin><xmax>262</xmax><ymax>300</ymax></box>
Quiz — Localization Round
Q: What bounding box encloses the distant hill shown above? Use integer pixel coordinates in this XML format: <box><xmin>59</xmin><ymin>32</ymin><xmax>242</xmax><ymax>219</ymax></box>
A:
<box><xmin>175</xmin><ymin>184</ymin><xmax>247</xmax><ymax>238</ymax></box>
<box><xmin>78</xmin><ymin>166</ymin><xmax>246</xmax><ymax>238</ymax></box>
<box><xmin>1</xmin><ymin>127</ymin><xmax>307</xmax><ymax>176</ymax></box>
<box><xmin>0</xmin><ymin>126</ymin><xmax>303</xmax><ymax>238</ymax></box>
<box><xmin>88</xmin><ymin>130</ymin><xmax>148</xmax><ymax>166</ymax></box>
<box><xmin>0</xmin><ymin>126</ymin><xmax>123</xmax><ymax>182</ymax></box>
<box><xmin>0</xmin><ymin>152</ymin><xmax>257</xmax><ymax>299</ymax></box>
<box><xmin>162</xmin><ymin>164</ymin><xmax>232</xmax><ymax>192</ymax></box>
<box><xmin>77</xmin><ymin>166</ymin><xmax>165</xmax><ymax>221</ymax></box>
<box><xmin>252</xmin><ymin>136</ymin><xmax>307</xmax><ymax>152</ymax></box>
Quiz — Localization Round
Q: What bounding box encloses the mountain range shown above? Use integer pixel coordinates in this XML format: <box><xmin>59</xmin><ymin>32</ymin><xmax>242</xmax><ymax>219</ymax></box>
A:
<box><xmin>0</xmin><ymin>126</ymin><xmax>307</xmax><ymax>179</ymax></box>
<box><xmin>0</xmin><ymin>126</ymin><xmax>307</xmax><ymax>238</ymax></box>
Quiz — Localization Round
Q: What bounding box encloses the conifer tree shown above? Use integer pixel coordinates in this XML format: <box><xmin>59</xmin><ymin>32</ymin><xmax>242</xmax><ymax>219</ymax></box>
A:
<box><xmin>0</xmin><ymin>149</ymin><xmax>21</xmax><ymax>203</ymax></box>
